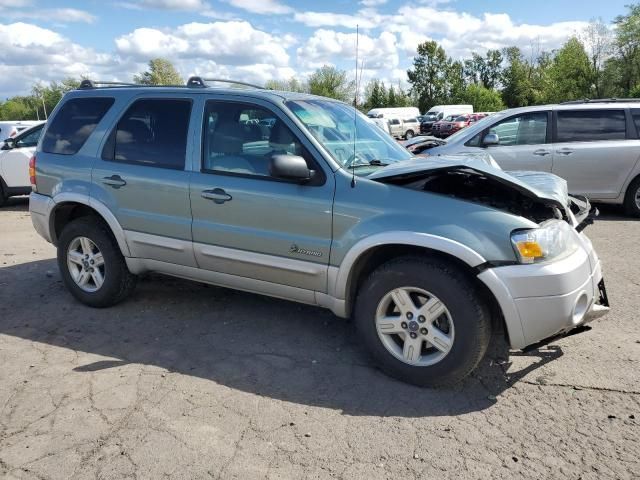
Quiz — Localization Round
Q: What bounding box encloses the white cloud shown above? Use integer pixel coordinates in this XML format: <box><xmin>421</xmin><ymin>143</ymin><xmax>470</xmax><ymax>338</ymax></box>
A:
<box><xmin>0</xmin><ymin>0</ymin><xmax>32</xmax><ymax>6</ymax></box>
<box><xmin>297</xmin><ymin>29</ymin><xmax>398</xmax><ymax>71</ymax></box>
<box><xmin>225</xmin><ymin>0</ymin><xmax>292</xmax><ymax>15</ymax></box>
<box><xmin>359</xmin><ymin>0</ymin><xmax>387</xmax><ymax>6</ymax></box>
<box><xmin>6</xmin><ymin>8</ymin><xmax>96</xmax><ymax>24</ymax></box>
<box><xmin>138</xmin><ymin>0</ymin><xmax>208</xmax><ymax>10</ymax></box>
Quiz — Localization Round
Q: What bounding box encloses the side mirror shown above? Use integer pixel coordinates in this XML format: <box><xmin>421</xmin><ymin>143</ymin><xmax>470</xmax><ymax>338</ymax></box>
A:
<box><xmin>270</xmin><ymin>154</ymin><xmax>314</xmax><ymax>183</ymax></box>
<box><xmin>2</xmin><ymin>139</ymin><xmax>15</xmax><ymax>150</ymax></box>
<box><xmin>483</xmin><ymin>133</ymin><xmax>499</xmax><ymax>146</ymax></box>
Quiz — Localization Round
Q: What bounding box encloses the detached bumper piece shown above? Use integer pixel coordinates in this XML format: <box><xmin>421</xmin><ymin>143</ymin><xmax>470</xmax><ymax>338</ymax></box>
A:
<box><xmin>571</xmin><ymin>195</ymin><xmax>598</xmax><ymax>232</ymax></box>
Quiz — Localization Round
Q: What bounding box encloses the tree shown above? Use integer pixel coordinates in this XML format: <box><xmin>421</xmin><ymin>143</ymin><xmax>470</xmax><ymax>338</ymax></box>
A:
<box><xmin>363</xmin><ymin>79</ymin><xmax>387</xmax><ymax>110</ymax></box>
<box><xmin>545</xmin><ymin>37</ymin><xmax>592</xmax><ymax>103</ymax></box>
<box><xmin>265</xmin><ymin>77</ymin><xmax>307</xmax><ymax>92</ymax></box>
<box><xmin>307</xmin><ymin>65</ymin><xmax>355</xmax><ymax>102</ymax></box>
<box><xmin>581</xmin><ymin>19</ymin><xmax>614</xmax><ymax>97</ymax></box>
<box><xmin>612</xmin><ymin>4</ymin><xmax>640</xmax><ymax>94</ymax></box>
<box><xmin>446</xmin><ymin>60</ymin><xmax>466</xmax><ymax>102</ymax></box>
<box><xmin>459</xmin><ymin>84</ymin><xmax>505</xmax><ymax>112</ymax></box>
<box><xmin>501</xmin><ymin>46</ymin><xmax>536</xmax><ymax>107</ymax></box>
<box><xmin>133</xmin><ymin>58</ymin><xmax>183</xmax><ymax>86</ymax></box>
<box><xmin>387</xmin><ymin>85</ymin><xmax>397</xmax><ymax>106</ymax></box>
<box><xmin>407</xmin><ymin>40</ymin><xmax>450</xmax><ymax>112</ymax></box>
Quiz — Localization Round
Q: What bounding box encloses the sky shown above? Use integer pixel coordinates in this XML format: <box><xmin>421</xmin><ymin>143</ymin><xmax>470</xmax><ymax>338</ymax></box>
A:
<box><xmin>0</xmin><ymin>0</ymin><xmax>632</xmax><ymax>99</ymax></box>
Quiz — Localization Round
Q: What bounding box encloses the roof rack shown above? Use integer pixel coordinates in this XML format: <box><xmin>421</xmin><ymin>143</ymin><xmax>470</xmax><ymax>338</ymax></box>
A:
<box><xmin>78</xmin><ymin>77</ymin><xmax>266</xmax><ymax>91</ymax></box>
<box><xmin>186</xmin><ymin>76</ymin><xmax>265</xmax><ymax>89</ymax></box>
<box><xmin>560</xmin><ymin>98</ymin><xmax>640</xmax><ymax>105</ymax></box>
<box><xmin>78</xmin><ymin>79</ymin><xmax>187</xmax><ymax>89</ymax></box>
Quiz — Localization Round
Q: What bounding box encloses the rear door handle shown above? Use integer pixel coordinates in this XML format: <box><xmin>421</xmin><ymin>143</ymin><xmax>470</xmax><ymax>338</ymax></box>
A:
<box><xmin>102</xmin><ymin>175</ymin><xmax>127</xmax><ymax>188</ymax></box>
<box><xmin>201</xmin><ymin>188</ymin><xmax>232</xmax><ymax>204</ymax></box>
<box><xmin>556</xmin><ymin>148</ymin><xmax>574</xmax><ymax>155</ymax></box>
<box><xmin>533</xmin><ymin>149</ymin><xmax>551</xmax><ymax>156</ymax></box>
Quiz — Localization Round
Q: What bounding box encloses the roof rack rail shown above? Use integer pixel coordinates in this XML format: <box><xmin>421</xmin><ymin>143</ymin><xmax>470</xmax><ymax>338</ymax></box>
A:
<box><xmin>186</xmin><ymin>76</ymin><xmax>265</xmax><ymax>89</ymax></box>
<box><xmin>78</xmin><ymin>79</ymin><xmax>187</xmax><ymax>89</ymax></box>
<box><xmin>560</xmin><ymin>98</ymin><xmax>640</xmax><ymax>105</ymax></box>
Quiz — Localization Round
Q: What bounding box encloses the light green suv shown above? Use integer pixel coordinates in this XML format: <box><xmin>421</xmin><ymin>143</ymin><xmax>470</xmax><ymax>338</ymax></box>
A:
<box><xmin>28</xmin><ymin>78</ymin><xmax>609</xmax><ymax>386</ymax></box>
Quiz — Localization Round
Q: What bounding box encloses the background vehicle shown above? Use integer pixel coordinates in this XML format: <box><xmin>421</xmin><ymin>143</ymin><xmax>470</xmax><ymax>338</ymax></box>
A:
<box><xmin>419</xmin><ymin>113</ymin><xmax>439</xmax><ymax>134</ymax></box>
<box><xmin>431</xmin><ymin>114</ymin><xmax>462</xmax><ymax>137</ymax></box>
<box><xmin>367</xmin><ymin>107</ymin><xmax>420</xmax><ymax>120</ymax></box>
<box><xmin>367</xmin><ymin>117</ymin><xmax>392</xmax><ymax>135</ymax></box>
<box><xmin>0</xmin><ymin>121</ymin><xmax>40</xmax><ymax>141</ymax></box>
<box><xmin>0</xmin><ymin>122</ymin><xmax>44</xmax><ymax>206</ymax></box>
<box><xmin>29</xmin><ymin>79</ymin><xmax>607</xmax><ymax>387</ymax></box>
<box><xmin>422</xmin><ymin>100</ymin><xmax>640</xmax><ymax>216</ymax></box>
<box><xmin>445</xmin><ymin>113</ymin><xmax>490</xmax><ymax>137</ymax></box>
<box><xmin>388</xmin><ymin>117</ymin><xmax>420</xmax><ymax>139</ymax></box>
<box><xmin>424</xmin><ymin>105</ymin><xmax>473</xmax><ymax>123</ymax></box>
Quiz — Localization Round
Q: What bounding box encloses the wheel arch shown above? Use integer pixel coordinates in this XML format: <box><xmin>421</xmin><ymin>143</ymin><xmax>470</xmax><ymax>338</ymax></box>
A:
<box><xmin>50</xmin><ymin>193</ymin><xmax>130</xmax><ymax>256</ymax></box>
<box><xmin>333</xmin><ymin>233</ymin><xmax>509</xmax><ymax>342</ymax></box>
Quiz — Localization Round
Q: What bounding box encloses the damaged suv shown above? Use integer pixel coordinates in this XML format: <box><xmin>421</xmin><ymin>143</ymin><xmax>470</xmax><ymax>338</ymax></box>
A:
<box><xmin>29</xmin><ymin>78</ymin><xmax>609</xmax><ymax>387</ymax></box>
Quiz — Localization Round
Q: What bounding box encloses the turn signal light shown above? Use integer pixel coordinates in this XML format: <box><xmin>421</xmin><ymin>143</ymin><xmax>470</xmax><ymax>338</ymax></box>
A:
<box><xmin>514</xmin><ymin>241</ymin><xmax>544</xmax><ymax>260</ymax></box>
<box><xmin>29</xmin><ymin>155</ymin><xmax>36</xmax><ymax>189</ymax></box>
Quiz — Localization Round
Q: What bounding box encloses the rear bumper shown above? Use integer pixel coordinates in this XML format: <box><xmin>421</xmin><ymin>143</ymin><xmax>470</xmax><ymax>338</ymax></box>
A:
<box><xmin>478</xmin><ymin>232</ymin><xmax>609</xmax><ymax>350</ymax></box>
<box><xmin>29</xmin><ymin>192</ymin><xmax>55</xmax><ymax>244</ymax></box>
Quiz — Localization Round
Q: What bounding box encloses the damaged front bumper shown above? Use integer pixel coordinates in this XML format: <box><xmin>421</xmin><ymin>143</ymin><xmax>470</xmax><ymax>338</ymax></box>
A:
<box><xmin>477</xmin><ymin>230</ymin><xmax>609</xmax><ymax>350</ymax></box>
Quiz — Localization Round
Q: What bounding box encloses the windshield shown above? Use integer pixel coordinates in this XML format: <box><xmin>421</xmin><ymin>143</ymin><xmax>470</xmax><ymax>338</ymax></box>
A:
<box><xmin>287</xmin><ymin>99</ymin><xmax>413</xmax><ymax>173</ymax></box>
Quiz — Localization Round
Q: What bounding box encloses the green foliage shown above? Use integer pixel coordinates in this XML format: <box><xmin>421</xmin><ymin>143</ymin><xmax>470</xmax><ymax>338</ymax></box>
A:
<box><xmin>0</xmin><ymin>77</ymin><xmax>80</xmax><ymax>121</ymax></box>
<box><xmin>545</xmin><ymin>37</ymin><xmax>592</xmax><ymax>103</ymax></box>
<box><xmin>264</xmin><ymin>77</ymin><xmax>308</xmax><ymax>92</ymax></box>
<box><xmin>307</xmin><ymin>65</ymin><xmax>355</xmax><ymax>102</ymax></box>
<box><xmin>459</xmin><ymin>84</ymin><xmax>505</xmax><ymax>112</ymax></box>
<box><xmin>133</xmin><ymin>58</ymin><xmax>183</xmax><ymax>86</ymax></box>
<box><xmin>407</xmin><ymin>40</ymin><xmax>450</xmax><ymax>112</ymax></box>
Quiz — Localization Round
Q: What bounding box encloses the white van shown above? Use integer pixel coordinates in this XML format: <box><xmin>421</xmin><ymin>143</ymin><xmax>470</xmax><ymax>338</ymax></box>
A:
<box><xmin>425</xmin><ymin>105</ymin><xmax>473</xmax><ymax>121</ymax></box>
<box><xmin>367</xmin><ymin>107</ymin><xmax>420</xmax><ymax>120</ymax></box>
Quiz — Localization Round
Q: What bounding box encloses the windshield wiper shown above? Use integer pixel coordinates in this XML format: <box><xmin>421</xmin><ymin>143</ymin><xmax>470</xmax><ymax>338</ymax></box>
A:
<box><xmin>349</xmin><ymin>159</ymin><xmax>389</xmax><ymax>169</ymax></box>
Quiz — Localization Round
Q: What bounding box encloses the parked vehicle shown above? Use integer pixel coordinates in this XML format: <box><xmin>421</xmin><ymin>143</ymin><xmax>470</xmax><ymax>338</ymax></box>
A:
<box><xmin>367</xmin><ymin>107</ymin><xmax>420</xmax><ymax>120</ymax></box>
<box><xmin>368</xmin><ymin>117</ymin><xmax>392</xmax><ymax>135</ymax></box>
<box><xmin>419</xmin><ymin>113</ymin><xmax>439</xmax><ymax>134</ymax></box>
<box><xmin>0</xmin><ymin>121</ymin><xmax>40</xmax><ymax>141</ymax></box>
<box><xmin>421</xmin><ymin>100</ymin><xmax>640</xmax><ymax>216</ymax></box>
<box><xmin>431</xmin><ymin>114</ymin><xmax>462</xmax><ymax>138</ymax></box>
<box><xmin>388</xmin><ymin>117</ymin><xmax>420</xmax><ymax>139</ymax></box>
<box><xmin>424</xmin><ymin>105</ymin><xmax>473</xmax><ymax>122</ymax></box>
<box><xmin>403</xmin><ymin>136</ymin><xmax>446</xmax><ymax>155</ymax></box>
<box><xmin>445</xmin><ymin>113</ymin><xmax>490</xmax><ymax>137</ymax></box>
<box><xmin>0</xmin><ymin>122</ymin><xmax>45</xmax><ymax>206</ymax></box>
<box><xmin>29</xmin><ymin>78</ymin><xmax>608</xmax><ymax>387</ymax></box>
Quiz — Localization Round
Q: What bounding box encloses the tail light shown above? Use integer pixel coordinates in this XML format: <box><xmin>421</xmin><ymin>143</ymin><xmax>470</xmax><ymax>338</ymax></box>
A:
<box><xmin>29</xmin><ymin>155</ymin><xmax>36</xmax><ymax>190</ymax></box>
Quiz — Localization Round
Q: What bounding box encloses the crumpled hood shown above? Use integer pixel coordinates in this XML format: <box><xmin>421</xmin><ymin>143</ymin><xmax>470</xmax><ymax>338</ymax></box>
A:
<box><xmin>368</xmin><ymin>155</ymin><xmax>569</xmax><ymax>209</ymax></box>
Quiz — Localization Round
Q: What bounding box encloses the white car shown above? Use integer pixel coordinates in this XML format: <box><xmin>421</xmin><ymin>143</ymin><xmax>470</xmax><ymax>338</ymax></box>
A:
<box><xmin>0</xmin><ymin>121</ymin><xmax>41</xmax><ymax>141</ymax></box>
<box><xmin>0</xmin><ymin>122</ymin><xmax>44</xmax><ymax>206</ymax></box>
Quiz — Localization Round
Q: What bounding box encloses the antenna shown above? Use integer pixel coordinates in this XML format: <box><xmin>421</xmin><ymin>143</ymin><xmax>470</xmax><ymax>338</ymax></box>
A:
<box><xmin>351</xmin><ymin>24</ymin><xmax>359</xmax><ymax>188</ymax></box>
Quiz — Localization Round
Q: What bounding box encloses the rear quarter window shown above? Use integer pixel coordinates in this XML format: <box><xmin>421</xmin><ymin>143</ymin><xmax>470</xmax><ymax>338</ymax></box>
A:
<box><xmin>556</xmin><ymin>109</ymin><xmax>626</xmax><ymax>142</ymax></box>
<box><xmin>42</xmin><ymin>97</ymin><xmax>114</xmax><ymax>155</ymax></box>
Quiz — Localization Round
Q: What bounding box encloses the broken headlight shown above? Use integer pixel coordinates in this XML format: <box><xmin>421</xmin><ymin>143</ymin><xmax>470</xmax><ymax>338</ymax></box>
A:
<box><xmin>511</xmin><ymin>220</ymin><xmax>580</xmax><ymax>264</ymax></box>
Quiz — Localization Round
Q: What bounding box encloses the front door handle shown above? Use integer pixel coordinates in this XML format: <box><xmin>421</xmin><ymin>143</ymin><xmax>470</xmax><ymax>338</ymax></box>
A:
<box><xmin>102</xmin><ymin>175</ymin><xmax>127</xmax><ymax>188</ymax></box>
<box><xmin>533</xmin><ymin>149</ymin><xmax>551</xmax><ymax>156</ymax></box>
<box><xmin>201</xmin><ymin>188</ymin><xmax>232</xmax><ymax>204</ymax></box>
<box><xmin>556</xmin><ymin>148</ymin><xmax>574</xmax><ymax>155</ymax></box>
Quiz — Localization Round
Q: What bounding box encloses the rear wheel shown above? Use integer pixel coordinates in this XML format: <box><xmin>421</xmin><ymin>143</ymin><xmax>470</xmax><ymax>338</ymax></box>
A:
<box><xmin>624</xmin><ymin>176</ymin><xmax>640</xmax><ymax>217</ymax></box>
<box><xmin>404</xmin><ymin>130</ymin><xmax>414</xmax><ymax>139</ymax></box>
<box><xmin>57</xmin><ymin>217</ymin><xmax>136</xmax><ymax>307</ymax></box>
<box><xmin>354</xmin><ymin>256</ymin><xmax>491</xmax><ymax>387</ymax></box>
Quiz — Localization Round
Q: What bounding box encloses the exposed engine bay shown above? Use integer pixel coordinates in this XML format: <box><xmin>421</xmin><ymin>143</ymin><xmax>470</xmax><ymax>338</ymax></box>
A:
<box><xmin>376</xmin><ymin>168</ymin><xmax>565</xmax><ymax>224</ymax></box>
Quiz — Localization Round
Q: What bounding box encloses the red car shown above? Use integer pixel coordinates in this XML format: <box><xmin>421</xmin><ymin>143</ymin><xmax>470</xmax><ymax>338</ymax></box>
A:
<box><xmin>430</xmin><ymin>114</ymin><xmax>460</xmax><ymax>138</ymax></box>
<box><xmin>440</xmin><ymin>113</ymin><xmax>489</xmax><ymax>137</ymax></box>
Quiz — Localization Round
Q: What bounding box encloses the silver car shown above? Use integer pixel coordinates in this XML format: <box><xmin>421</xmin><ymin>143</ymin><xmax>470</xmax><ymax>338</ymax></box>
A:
<box><xmin>423</xmin><ymin>100</ymin><xmax>640</xmax><ymax>215</ymax></box>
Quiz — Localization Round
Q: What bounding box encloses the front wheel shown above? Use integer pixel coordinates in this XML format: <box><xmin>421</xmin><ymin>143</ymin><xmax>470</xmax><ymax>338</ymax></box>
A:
<box><xmin>354</xmin><ymin>256</ymin><xmax>491</xmax><ymax>387</ymax></box>
<box><xmin>404</xmin><ymin>130</ymin><xmax>414</xmax><ymax>139</ymax></box>
<box><xmin>57</xmin><ymin>217</ymin><xmax>137</xmax><ymax>307</ymax></box>
<box><xmin>624</xmin><ymin>176</ymin><xmax>640</xmax><ymax>217</ymax></box>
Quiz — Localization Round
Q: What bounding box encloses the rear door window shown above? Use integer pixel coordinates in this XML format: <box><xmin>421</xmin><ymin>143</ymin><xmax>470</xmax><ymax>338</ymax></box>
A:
<box><xmin>104</xmin><ymin>99</ymin><xmax>192</xmax><ymax>170</ymax></box>
<box><xmin>42</xmin><ymin>97</ymin><xmax>114</xmax><ymax>154</ymax></box>
<box><xmin>556</xmin><ymin>110</ymin><xmax>626</xmax><ymax>142</ymax></box>
<box><xmin>631</xmin><ymin>109</ymin><xmax>640</xmax><ymax>137</ymax></box>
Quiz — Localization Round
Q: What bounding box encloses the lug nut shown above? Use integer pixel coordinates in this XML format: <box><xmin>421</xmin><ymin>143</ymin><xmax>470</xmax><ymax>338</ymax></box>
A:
<box><xmin>420</xmin><ymin>328</ymin><xmax>428</xmax><ymax>335</ymax></box>
<box><xmin>409</xmin><ymin>332</ymin><xmax>417</xmax><ymax>339</ymax></box>
<box><xmin>418</xmin><ymin>315</ymin><xmax>426</xmax><ymax>323</ymax></box>
<box><xmin>401</xmin><ymin>322</ymin><xmax>408</xmax><ymax>329</ymax></box>
<box><xmin>406</xmin><ymin>312</ymin><xmax>413</xmax><ymax>320</ymax></box>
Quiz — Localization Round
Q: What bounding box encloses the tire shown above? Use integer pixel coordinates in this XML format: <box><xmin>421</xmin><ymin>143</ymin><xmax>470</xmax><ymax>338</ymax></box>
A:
<box><xmin>57</xmin><ymin>217</ymin><xmax>137</xmax><ymax>307</ymax></box>
<box><xmin>354</xmin><ymin>256</ymin><xmax>491</xmax><ymax>387</ymax></box>
<box><xmin>624</xmin><ymin>176</ymin><xmax>640</xmax><ymax>217</ymax></box>
<box><xmin>404</xmin><ymin>130</ymin><xmax>414</xmax><ymax>139</ymax></box>
<box><xmin>0</xmin><ymin>180</ymin><xmax>6</xmax><ymax>208</ymax></box>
